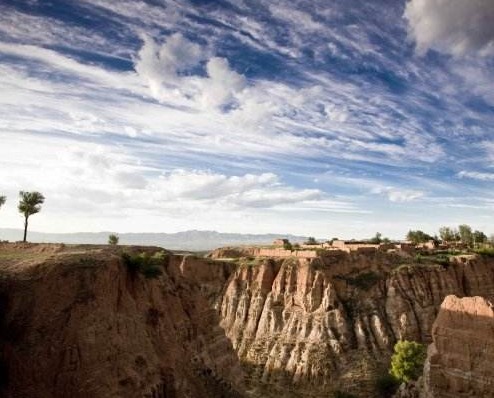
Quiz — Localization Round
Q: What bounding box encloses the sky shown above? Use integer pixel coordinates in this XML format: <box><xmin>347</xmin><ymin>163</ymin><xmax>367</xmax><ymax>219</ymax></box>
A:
<box><xmin>0</xmin><ymin>0</ymin><xmax>494</xmax><ymax>239</ymax></box>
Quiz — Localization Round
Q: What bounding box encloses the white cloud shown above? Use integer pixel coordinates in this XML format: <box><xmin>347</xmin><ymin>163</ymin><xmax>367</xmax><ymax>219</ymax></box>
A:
<box><xmin>0</xmin><ymin>6</ymin><xmax>121</xmax><ymax>56</ymax></box>
<box><xmin>134</xmin><ymin>35</ymin><xmax>248</xmax><ymax>111</ymax></box>
<box><xmin>135</xmin><ymin>33</ymin><xmax>204</xmax><ymax>83</ymax></box>
<box><xmin>134</xmin><ymin>33</ymin><xmax>205</xmax><ymax>102</ymax></box>
<box><xmin>0</xmin><ymin>133</ymin><xmax>358</xmax><ymax>231</ymax></box>
<box><xmin>458</xmin><ymin>170</ymin><xmax>494</xmax><ymax>181</ymax></box>
<box><xmin>404</xmin><ymin>0</ymin><xmax>494</xmax><ymax>56</ymax></box>
<box><xmin>0</xmin><ymin>32</ymin><xmax>447</xmax><ymax>168</ymax></box>
<box><xmin>387</xmin><ymin>189</ymin><xmax>424</xmax><ymax>203</ymax></box>
<box><xmin>0</xmin><ymin>42</ymin><xmax>144</xmax><ymax>94</ymax></box>
<box><xmin>201</xmin><ymin>57</ymin><xmax>247</xmax><ymax>110</ymax></box>
<box><xmin>154</xmin><ymin>170</ymin><xmax>279</xmax><ymax>202</ymax></box>
<box><xmin>151</xmin><ymin>170</ymin><xmax>329</xmax><ymax>210</ymax></box>
<box><xmin>2</xmin><ymin>2</ymin><xmax>493</xmax><ymax>237</ymax></box>
<box><xmin>269</xmin><ymin>5</ymin><xmax>325</xmax><ymax>33</ymax></box>
<box><xmin>372</xmin><ymin>186</ymin><xmax>425</xmax><ymax>202</ymax></box>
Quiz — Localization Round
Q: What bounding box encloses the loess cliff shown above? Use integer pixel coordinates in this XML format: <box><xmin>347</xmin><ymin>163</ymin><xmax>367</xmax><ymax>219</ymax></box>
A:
<box><xmin>1</xmin><ymin>243</ymin><xmax>494</xmax><ymax>398</ymax></box>
<box><xmin>217</xmin><ymin>250</ymin><xmax>494</xmax><ymax>397</ymax></box>
<box><xmin>422</xmin><ymin>295</ymin><xmax>494</xmax><ymax>398</ymax></box>
<box><xmin>0</xmin><ymin>243</ymin><xmax>243</xmax><ymax>398</ymax></box>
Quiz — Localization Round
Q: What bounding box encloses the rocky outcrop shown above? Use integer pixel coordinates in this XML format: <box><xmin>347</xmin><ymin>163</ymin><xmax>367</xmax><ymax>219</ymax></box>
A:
<box><xmin>219</xmin><ymin>253</ymin><xmax>494</xmax><ymax>397</ymax></box>
<box><xmin>422</xmin><ymin>295</ymin><xmax>494</xmax><ymax>398</ymax></box>
<box><xmin>0</xmin><ymin>244</ymin><xmax>244</xmax><ymax>398</ymax></box>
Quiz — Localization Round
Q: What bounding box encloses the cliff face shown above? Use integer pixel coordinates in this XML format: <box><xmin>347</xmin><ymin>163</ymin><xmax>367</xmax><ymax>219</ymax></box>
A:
<box><xmin>422</xmin><ymin>295</ymin><xmax>494</xmax><ymax>398</ymax></box>
<box><xmin>2</xmin><ymin>244</ymin><xmax>494</xmax><ymax>398</ymax></box>
<box><xmin>0</xmin><ymin>244</ymin><xmax>243</xmax><ymax>398</ymax></box>
<box><xmin>219</xmin><ymin>253</ymin><xmax>494</xmax><ymax>397</ymax></box>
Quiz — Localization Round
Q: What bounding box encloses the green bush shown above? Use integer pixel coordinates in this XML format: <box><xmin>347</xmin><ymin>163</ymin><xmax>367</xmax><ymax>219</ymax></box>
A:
<box><xmin>121</xmin><ymin>251</ymin><xmax>166</xmax><ymax>279</ymax></box>
<box><xmin>390</xmin><ymin>340</ymin><xmax>427</xmax><ymax>383</ymax></box>
<box><xmin>283</xmin><ymin>241</ymin><xmax>292</xmax><ymax>250</ymax></box>
<box><xmin>141</xmin><ymin>263</ymin><xmax>162</xmax><ymax>279</ymax></box>
<box><xmin>474</xmin><ymin>247</ymin><xmax>494</xmax><ymax>257</ymax></box>
<box><xmin>432</xmin><ymin>254</ymin><xmax>450</xmax><ymax>266</ymax></box>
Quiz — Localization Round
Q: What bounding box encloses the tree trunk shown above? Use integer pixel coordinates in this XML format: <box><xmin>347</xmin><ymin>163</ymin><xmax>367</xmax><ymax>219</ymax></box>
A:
<box><xmin>23</xmin><ymin>215</ymin><xmax>28</xmax><ymax>242</ymax></box>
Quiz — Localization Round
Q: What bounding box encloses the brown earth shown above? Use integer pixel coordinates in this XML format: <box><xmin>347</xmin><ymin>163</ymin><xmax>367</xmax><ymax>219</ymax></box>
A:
<box><xmin>422</xmin><ymin>295</ymin><xmax>494</xmax><ymax>398</ymax></box>
<box><xmin>0</xmin><ymin>243</ymin><xmax>243</xmax><ymax>398</ymax></box>
<box><xmin>1</xmin><ymin>243</ymin><xmax>494</xmax><ymax>398</ymax></box>
<box><xmin>218</xmin><ymin>252</ymin><xmax>494</xmax><ymax>397</ymax></box>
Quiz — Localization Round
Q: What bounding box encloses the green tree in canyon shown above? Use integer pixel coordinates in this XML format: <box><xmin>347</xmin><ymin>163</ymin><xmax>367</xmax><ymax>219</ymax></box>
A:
<box><xmin>390</xmin><ymin>340</ymin><xmax>426</xmax><ymax>383</ymax></box>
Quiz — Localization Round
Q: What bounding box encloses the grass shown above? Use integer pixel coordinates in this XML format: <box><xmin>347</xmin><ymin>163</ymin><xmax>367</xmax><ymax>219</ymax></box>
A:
<box><xmin>392</xmin><ymin>252</ymin><xmax>458</xmax><ymax>274</ymax></box>
<box><xmin>0</xmin><ymin>252</ymin><xmax>47</xmax><ymax>262</ymax></box>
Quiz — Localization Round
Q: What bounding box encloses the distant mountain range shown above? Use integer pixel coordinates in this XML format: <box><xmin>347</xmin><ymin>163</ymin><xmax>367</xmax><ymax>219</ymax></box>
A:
<box><xmin>0</xmin><ymin>228</ymin><xmax>308</xmax><ymax>251</ymax></box>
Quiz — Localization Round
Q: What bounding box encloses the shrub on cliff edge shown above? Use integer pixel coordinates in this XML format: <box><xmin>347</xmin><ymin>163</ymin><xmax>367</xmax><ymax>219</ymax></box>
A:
<box><xmin>121</xmin><ymin>251</ymin><xmax>165</xmax><ymax>279</ymax></box>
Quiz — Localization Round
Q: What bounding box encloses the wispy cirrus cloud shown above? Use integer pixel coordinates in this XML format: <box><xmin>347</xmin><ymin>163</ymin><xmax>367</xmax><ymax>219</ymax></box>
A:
<box><xmin>458</xmin><ymin>171</ymin><xmax>494</xmax><ymax>182</ymax></box>
<box><xmin>0</xmin><ymin>0</ymin><xmax>493</xmax><ymax>238</ymax></box>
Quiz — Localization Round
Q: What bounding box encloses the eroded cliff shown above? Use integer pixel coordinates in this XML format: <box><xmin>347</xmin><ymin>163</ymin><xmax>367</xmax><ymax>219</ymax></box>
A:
<box><xmin>2</xmin><ymin>243</ymin><xmax>494</xmax><ymax>398</ymax></box>
<box><xmin>218</xmin><ymin>251</ymin><xmax>494</xmax><ymax>397</ymax></box>
<box><xmin>422</xmin><ymin>295</ymin><xmax>494</xmax><ymax>398</ymax></box>
<box><xmin>0</xmin><ymin>243</ymin><xmax>243</xmax><ymax>398</ymax></box>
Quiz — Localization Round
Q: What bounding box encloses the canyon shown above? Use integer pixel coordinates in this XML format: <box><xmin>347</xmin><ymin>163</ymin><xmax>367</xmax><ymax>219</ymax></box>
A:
<box><xmin>1</xmin><ymin>242</ymin><xmax>493</xmax><ymax>397</ymax></box>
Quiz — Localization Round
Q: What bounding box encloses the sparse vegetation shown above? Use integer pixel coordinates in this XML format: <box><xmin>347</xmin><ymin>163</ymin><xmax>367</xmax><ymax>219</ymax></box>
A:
<box><xmin>18</xmin><ymin>191</ymin><xmax>45</xmax><ymax>242</ymax></box>
<box><xmin>458</xmin><ymin>224</ymin><xmax>473</xmax><ymax>247</ymax></box>
<box><xmin>121</xmin><ymin>251</ymin><xmax>167</xmax><ymax>279</ymax></box>
<box><xmin>474</xmin><ymin>247</ymin><xmax>494</xmax><ymax>257</ymax></box>
<box><xmin>108</xmin><ymin>234</ymin><xmax>119</xmax><ymax>245</ymax></box>
<box><xmin>406</xmin><ymin>230</ymin><xmax>432</xmax><ymax>244</ymax></box>
<box><xmin>283</xmin><ymin>240</ymin><xmax>292</xmax><ymax>250</ymax></box>
<box><xmin>390</xmin><ymin>340</ymin><xmax>426</xmax><ymax>383</ymax></box>
<box><xmin>370</xmin><ymin>232</ymin><xmax>382</xmax><ymax>244</ymax></box>
<box><xmin>430</xmin><ymin>254</ymin><xmax>450</xmax><ymax>266</ymax></box>
<box><xmin>239</xmin><ymin>256</ymin><xmax>261</xmax><ymax>268</ymax></box>
<box><xmin>439</xmin><ymin>226</ymin><xmax>459</xmax><ymax>243</ymax></box>
<box><xmin>0</xmin><ymin>195</ymin><xmax>5</xmax><ymax>210</ymax></box>
<box><xmin>473</xmin><ymin>230</ymin><xmax>487</xmax><ymax>246</ymax></box>
<box><xmin>304</xmin><ymin>236</ymin><xmax>318</xmax><ymax>245</ymax></box>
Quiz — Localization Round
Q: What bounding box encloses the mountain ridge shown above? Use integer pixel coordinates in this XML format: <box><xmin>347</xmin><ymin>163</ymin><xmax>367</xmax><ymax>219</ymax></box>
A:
<box><xmin>0</xmin><ymin>228</ymin><xmax>309</xmax><ymax>251</ymax></box>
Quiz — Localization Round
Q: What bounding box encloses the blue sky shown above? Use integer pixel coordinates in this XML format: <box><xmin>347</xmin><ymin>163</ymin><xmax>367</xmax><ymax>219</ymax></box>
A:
<box><xmin>0</xmin><ymin>0</ymin><xmax>494</xmax><ymax>239</ymax></box>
